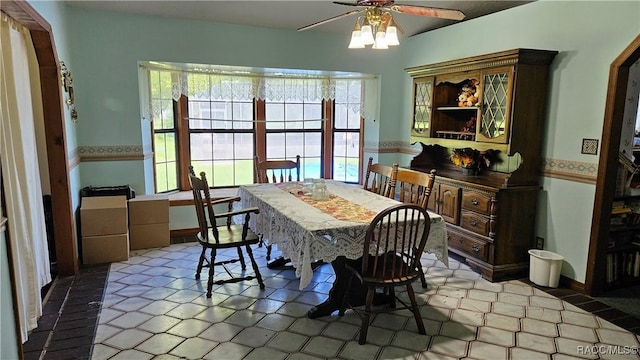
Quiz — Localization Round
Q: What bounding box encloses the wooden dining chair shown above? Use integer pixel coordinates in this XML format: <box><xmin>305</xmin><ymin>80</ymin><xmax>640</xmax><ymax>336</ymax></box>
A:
<box><xmin>188</xmin><ymin>166</ymin><xmax>265</xmax><ymax>298</ymax></box>
<box><xmin>254</xmin><ymin>155</ymin><xmax>301</xmax><ymax>266</ymax></box>
<box><xmin>255</xmin><ymin>155</ymin><xmax>301</xmax><ymax>184</ymax></box>
<box><xmin>395</xmin><ymin>168</ymin><xmax>437</xmax><ymax>209</ymax></box>
<box><xmin>363</xmin><ymin>157</ymin><xmax>399</xmax><ymax>198</ymax></box>
<box><xmin>395</xmin><ymin>167</ymin><xmax>437</xmax><ymax>287</ymax></box>
<box><xmin>339</xmin><ymin>203</ymin><xmax>431</xmax><ymax>345</ymax></box>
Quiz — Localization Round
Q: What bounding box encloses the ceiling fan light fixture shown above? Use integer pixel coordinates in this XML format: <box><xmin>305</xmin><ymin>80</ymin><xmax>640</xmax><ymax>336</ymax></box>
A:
<box><xmin>372</xmin><ymin>31</ymin><xmax>388</xmax><ymax>49</ymax></box>
<box><xmin>348</xmin><ymin>32</ymin><xmax>365</xmax><ymax>49</ymax></box>
<box><xmin>348</xmin><ymin>19</ymin><xmax>365</xmax><ymax>48</ymax></box>
<box><xmin>360</xmin><ymin>18</ymin><xmax>375</xmax><ymax>45</ymax></box>
<box><xmin>385</xmin><ymin>24</ymin><xmax>399</xmax><ymax>46</ymax></box>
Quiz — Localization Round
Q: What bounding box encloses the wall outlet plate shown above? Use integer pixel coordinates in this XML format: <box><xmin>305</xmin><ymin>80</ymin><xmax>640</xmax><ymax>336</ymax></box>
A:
<box><xmin>535</xmin><ymin>237</ymin><xmax>544</xmax><ymax>250</ymax></box>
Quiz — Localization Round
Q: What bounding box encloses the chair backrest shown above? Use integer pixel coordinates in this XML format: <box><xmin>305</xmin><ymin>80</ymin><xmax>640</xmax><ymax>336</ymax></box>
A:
<box><xmin>363</xmin><ymin>157</ymin><xmax>399</xmax><ymax>198</ymax></box>
<box><xmin>395</xmin><ymin>168</ymin><xmax>437</xmax><ymax>209</ymax></box>
<box><xmin>361</xmin><ymin>204</ymin><xmax>431</xmax><ymax>282</ymax></box>
<box><xmin>255</xmin><ymin>155</ymin><xmax>301</xmax><ymax>183</ymax></box>
<box><xmin>188</xmin><ymin>166</ymin><xmax>218</xmax><ymax>242</ymax></box>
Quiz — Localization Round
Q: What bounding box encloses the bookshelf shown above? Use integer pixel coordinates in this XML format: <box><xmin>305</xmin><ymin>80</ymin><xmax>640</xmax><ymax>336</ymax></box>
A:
<box><xmin>606</xmin><ymin>195</ymin><xmax>640</xmax><ymax>287</ymax></box>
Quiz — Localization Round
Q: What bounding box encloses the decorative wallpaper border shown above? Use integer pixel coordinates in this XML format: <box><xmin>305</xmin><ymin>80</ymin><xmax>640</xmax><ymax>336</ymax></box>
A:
<box><xmin>365</xmin><ymin>141</ymin><xmax>598</xmax><ymax>184</ymax></box>
<box><xmin>542</xmin><ymin>158</ymin><xmax>598</xmax><ymax>184</ymax></box>
<box><xmin>69</xmin><ymin>142</ymin><xmax>598</xmax><ymax>184</ymax></box>
<box><xmin>76</xmin><ymin>145</ymin><xmax>152</xmax><ymax>162</ymax></box>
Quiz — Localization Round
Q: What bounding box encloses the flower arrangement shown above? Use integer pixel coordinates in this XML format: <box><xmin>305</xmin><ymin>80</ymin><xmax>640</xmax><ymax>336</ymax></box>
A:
<box><xmin>450</xmin><ymin>148</ymin><xmax>499</xmax><ymax>170</ymax></box>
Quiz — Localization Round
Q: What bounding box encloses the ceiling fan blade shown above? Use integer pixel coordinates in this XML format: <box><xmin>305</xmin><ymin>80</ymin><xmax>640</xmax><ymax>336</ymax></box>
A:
<box><xmin>332</xmin><ymin>1</ymin><xmax>362</xmax><ymax>7</ymax></box>
<box><xmin>390</xmin><ymin>5</ymin><xmax>465</xmax><ymax>20</ymax></box>
<box><xmin>297</xmin><ymin>9</ymin><xmax>363</xmax><ymax>31</ymax></box>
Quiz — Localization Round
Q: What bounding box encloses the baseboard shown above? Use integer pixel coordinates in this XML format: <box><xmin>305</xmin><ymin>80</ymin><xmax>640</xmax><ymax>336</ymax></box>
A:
<box><xmin>170</xmin><ymin>228</ymin><xmax>199</xmax><ymax>237</ymax></box>
<box><xmin>560</xmin><ymin>275</ymin><xmax>586</xmax><ymax>293</ymax></box>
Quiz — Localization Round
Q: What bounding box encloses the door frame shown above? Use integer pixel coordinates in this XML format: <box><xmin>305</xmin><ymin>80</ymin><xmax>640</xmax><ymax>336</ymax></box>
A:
<box><xmin>586</xmin><ymin>34</ymin><xmax>640</xmax><ymax>295</ymax></box>
<box><xmin>1</xmin><ymin>0</ymin><xmax>78</xmax><ymax>276</ymax></box>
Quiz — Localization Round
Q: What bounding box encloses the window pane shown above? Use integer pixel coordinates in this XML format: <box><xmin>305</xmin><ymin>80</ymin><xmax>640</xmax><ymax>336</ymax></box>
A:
<box><xmin>333</xmin><ymin>157</ymin><xmax>359</xmax><ymax>183</ymax></box>
<box><xmin>302</xmin><ymin>157</ymin><xmax>321</xmax><ymax>179</ymax></box>
<box><xmin>155</xmin><ymin>163</ymin><xmax>168</xmax><ymax>192</ymax></box>
<box><xmin>345</xmin><ymin>133</ymin><xmax>360</xmax><ymax>157</ymax></box>
<box><xmin>347</xmin><ymin>107</ymin><xmax>361</xmax><ymax>129</ymax></box>
<box><xmin>266</xmin><ymin>133</ymin><xmax>285</xmax><ymax>158</ymax></box>
<box><xmin>304</xmin><ymin>103</ymin><xmax>323</xmax><ymax>129</ymax></box>
<box><xmin>304</xmin><ymin>133</ymin><xmax>322</xmax><ymax>157</ymax></box>
<box><xmin>234</xmin><ymin>133</ymin><xmax>254</xmax><ymax>159</ymax></box>
<box><xmin>190</xmin><ymin>133</ymin><xmax>213</xmax><ymax>161</ymax></box>
<box><xmin>166</xmin><ymin>161</ymin><xmax>178</xmax><ymax>189</ymax></box>
<box><xmin>190</xmin><ymin>161</ymin><xmax>213</xmax><ymax>181</ymax></box>
<box><xmin>235</xmin><ymin>159</ymin><xmax>254</xmax><ymax>185</ymax></box>
<box><xmin>212</xmin><ymin>160</ymin><xmax>234</xmax><ymax>187</ymax></box>
<box><xmin>333</xmin><ymin>131</ymin><xmax>360</xmax><ymax>183</ymax></box>
<box><xmin>265</xmin><ymin>103</ymin><xmax>284</xmax><ymax>130</ymax></box>
<box><xmin>154</xmin><ymin>133</ymin><xmax>167</xmax><ymax>162</ymax></box>
<box><xmin>334</xmin><ymin>103</ymin><xmax>348</xmax><ymax>129</ymax></box>
<box><xmin>212</xmin><ymin>133</ymin><xmax>234</xmax><ymax>160</ymax></box>
<box><xmin>233</xmin><ymin>102</ymin><xmax>253</xmax><ymax>129</ymax></box>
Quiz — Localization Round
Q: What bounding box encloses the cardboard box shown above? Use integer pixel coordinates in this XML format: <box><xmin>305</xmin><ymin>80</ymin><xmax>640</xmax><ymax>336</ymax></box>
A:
<box><xmin>82</xmin><ymin>232</ymin><xmax>129</xmax><ymax>264</ymax></box>
<box><xmin>129</xmin><ymin>223</ymin><xmax>170</xmax><ymax>250</ymax></box>
<box><xmin>128</xmin><ymin>194</ymin><xmax>170</xmax><ymax>225</ymax></box>
<box><xmin>81</xmin><ymin>196</ymin><xmax>128</xmax><ymax>236</ymax></box>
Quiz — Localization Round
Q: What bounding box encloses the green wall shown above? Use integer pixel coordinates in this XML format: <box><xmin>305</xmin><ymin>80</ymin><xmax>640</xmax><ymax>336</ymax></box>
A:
<box><xmin>64</xmin><ymin>5</ymin><xmax>406</xmax><ymax>193</ymax></box>
<box><xmin>399</xmin><ymin>0</ymin><xmax>640</xmax><ymax>282</ymax></box>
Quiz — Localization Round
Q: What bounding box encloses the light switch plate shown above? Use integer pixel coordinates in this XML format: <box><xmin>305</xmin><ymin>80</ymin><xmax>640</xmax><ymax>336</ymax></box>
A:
<box><xmin>581</xmin><ymin>138</ymin><xmax>599</xmax><ymax>155</ymax></box>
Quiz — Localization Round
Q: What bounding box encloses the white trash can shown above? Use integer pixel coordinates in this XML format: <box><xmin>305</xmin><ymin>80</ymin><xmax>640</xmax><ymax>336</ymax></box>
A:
<box><xmin>528</xmin><ymin>249</ymin><xmax>564</xmax><ymax>288</ymax></box>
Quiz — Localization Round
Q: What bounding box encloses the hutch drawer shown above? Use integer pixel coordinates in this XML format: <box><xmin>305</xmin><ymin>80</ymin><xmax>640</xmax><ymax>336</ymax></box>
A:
<box><xmin>461</xmin><ymin>190</ymin><xmax>492</xmax><ymax>215</ymax></box>
<box><xmin>448</xmin><ymin>230</ymin><xmax>489</xmax><ymax>262</ymax></box>
<box><xmin>460</xmin><ymin>210</ymin><xmax>491</xmax><ymax>236</ymax></box>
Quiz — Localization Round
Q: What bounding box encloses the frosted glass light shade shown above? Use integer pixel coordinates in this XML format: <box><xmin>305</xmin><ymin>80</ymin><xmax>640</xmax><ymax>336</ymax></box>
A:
<box><xmin>386</xmin><ymin>25</ymin><xmax>399</xmax><ymax>46</ymax></box>
<box><xmin>372</xmin><ymin>31</ymin><xmax>388</xmax><ymax>49</ymax></box>
<box><xmin>348</xmin><ymin>30</ymin><xmax>365</xmax><ymax>48</ymax></box>
<box><xmin>361</xmin><ymin>25</ymin><xmax>375</xmax><ymax>45</ymax></box>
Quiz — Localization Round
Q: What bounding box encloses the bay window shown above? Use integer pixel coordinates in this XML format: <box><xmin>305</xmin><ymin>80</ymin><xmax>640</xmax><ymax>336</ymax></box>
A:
<box><xmin>145</xmin><ymin>64</ymin><xmax>369</xmax><ymax>193</ymax></box>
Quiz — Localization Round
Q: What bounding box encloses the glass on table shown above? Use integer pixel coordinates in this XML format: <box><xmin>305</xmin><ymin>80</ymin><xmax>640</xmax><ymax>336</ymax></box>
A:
<box><xmin>303</xmin><ymin>178</ymin><xmax>314</xmax><ymax>194</ymax></box>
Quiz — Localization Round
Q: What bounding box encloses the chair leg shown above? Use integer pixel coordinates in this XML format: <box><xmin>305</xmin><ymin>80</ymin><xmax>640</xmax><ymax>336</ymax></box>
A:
<box><xmin>338</xmin><ymin>272</ymin><xmax>355</xmax><ymax>316</ymax></box>
<box><xmin>388</xmin><ymin>287</ymin><xmax>396</xmax><ymax>308</ymax></box>
<box><xmin>406</xmin><ymin>284</ymin><xmax>425</xmax><ymax>335</ymax></box>
<box><xmin>206</xmin><ymin>248</ymin><xmax>217</xmax><ymax>298</ymax></box>
<box><xmin>419</xmin><ymin>266</ymin><xmax>428</xmax><ymax>288</ymax></box>
<box><xmin>266</xmin><ymin>243</ymin><xmax>272</xmax><ymax>261</ymax></box>
<box><xmin>195</xmin><ymin>244</ymin><xmax>207</xmax><ymax>280</ymax></box>
<box><xmin>245</xmin><ymin>244</ymin><xmax>265</xmax><ymax>289</ymax></box>
<box><xmin>236</xmin><ymin>247</ymin><xmax>246</xmax><ymax>270</ymax></box>
<box><xmin>359</xmin><ymin>286</ymin><xmax>376</xmax><ymax>345</ymax></box>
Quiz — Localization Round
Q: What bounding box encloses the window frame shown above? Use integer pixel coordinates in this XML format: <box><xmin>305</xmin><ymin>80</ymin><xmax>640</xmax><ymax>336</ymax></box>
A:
<box><xmin>147</xmin><ymin>70</ymin><xmax>367</xmax><ymax>192</ymax></box>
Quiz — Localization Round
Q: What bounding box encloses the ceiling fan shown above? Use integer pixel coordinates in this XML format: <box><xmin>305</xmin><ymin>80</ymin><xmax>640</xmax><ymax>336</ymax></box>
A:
<box><xmin>297</xmin><ymin>1</ymin><xmax>465</xmax><ymax>49</ymax></box>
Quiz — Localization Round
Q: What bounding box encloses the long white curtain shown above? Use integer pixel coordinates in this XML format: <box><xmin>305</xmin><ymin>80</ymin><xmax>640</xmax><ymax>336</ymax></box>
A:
<box><xmin>0</xmin><ymin>13</ymin><xmax>52</xmax><ymax>342</ymax></box>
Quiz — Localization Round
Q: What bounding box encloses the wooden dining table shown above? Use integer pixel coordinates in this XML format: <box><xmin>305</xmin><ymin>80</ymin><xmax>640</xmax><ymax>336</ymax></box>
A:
<box><xmin>236</xmin><ymin>180</ymin><xmax>448</xmax><ymax>318</ymax></box>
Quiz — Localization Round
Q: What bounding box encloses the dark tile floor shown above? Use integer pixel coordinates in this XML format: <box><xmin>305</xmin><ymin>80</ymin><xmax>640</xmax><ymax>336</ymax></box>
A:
<box><xmin>22</xmin><ymin>262</ymin><xmax>640</xmax><ymax>360</ymax></box>
<box><xmin>23</xmin><ymin>264</ymin><xmax>109</xmax><ymax>360</ymax></box>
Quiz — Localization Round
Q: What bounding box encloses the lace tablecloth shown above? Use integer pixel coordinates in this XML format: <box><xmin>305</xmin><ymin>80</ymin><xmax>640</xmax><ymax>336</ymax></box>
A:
<box><xmin>236</xmin><ymin>180</ymin><xmax>448</xmax><ymax>289</ymax></box>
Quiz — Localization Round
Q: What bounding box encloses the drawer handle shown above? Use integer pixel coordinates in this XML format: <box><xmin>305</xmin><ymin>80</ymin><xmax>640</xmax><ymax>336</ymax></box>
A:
<box><xmin>459</xmin><ymin>238</ymin><xmax>464</xmax><ymax>244</ymax></box>
<box><xmin>472</xmin><ymin>199</ymin><xmax>479</xmax><ymax>205</ymax></box>
<box><xmin>472</xmin><ymin>244</ymin><xmax>480</xmax><ymax>253</ymax></box>
<box><xmin>470</xmin><ymin>220</ymin><xmax>478</xmax><ymax>226</ymax></box>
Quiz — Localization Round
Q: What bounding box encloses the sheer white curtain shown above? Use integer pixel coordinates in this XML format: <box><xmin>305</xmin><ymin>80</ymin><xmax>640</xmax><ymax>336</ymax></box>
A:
<box><xmin>0</xmin><ymin>13</ymin><xmax>51</xmax><ymax>342</ymax></box>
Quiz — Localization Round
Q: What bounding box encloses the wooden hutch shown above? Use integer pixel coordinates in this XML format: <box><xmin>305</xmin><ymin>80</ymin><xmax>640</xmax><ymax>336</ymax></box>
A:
<box><xmin>406</xmin><ymin>48</ymin><xmax>558</xmax><ymax>281</ymax></box>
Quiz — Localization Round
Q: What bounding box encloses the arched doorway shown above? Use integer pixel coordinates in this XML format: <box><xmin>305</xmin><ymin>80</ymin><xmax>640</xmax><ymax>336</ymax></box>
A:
<box><xmin>586</xmin><ymin>34</ymin><xmax>640</xmax><ymax>295</ymax></box>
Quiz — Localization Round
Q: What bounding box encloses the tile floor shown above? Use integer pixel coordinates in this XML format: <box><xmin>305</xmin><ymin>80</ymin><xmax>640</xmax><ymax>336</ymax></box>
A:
<box><xmin>27</xmin><ymin>241</ymin><xmax>640</xmax><ymax>360</ymax></box>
